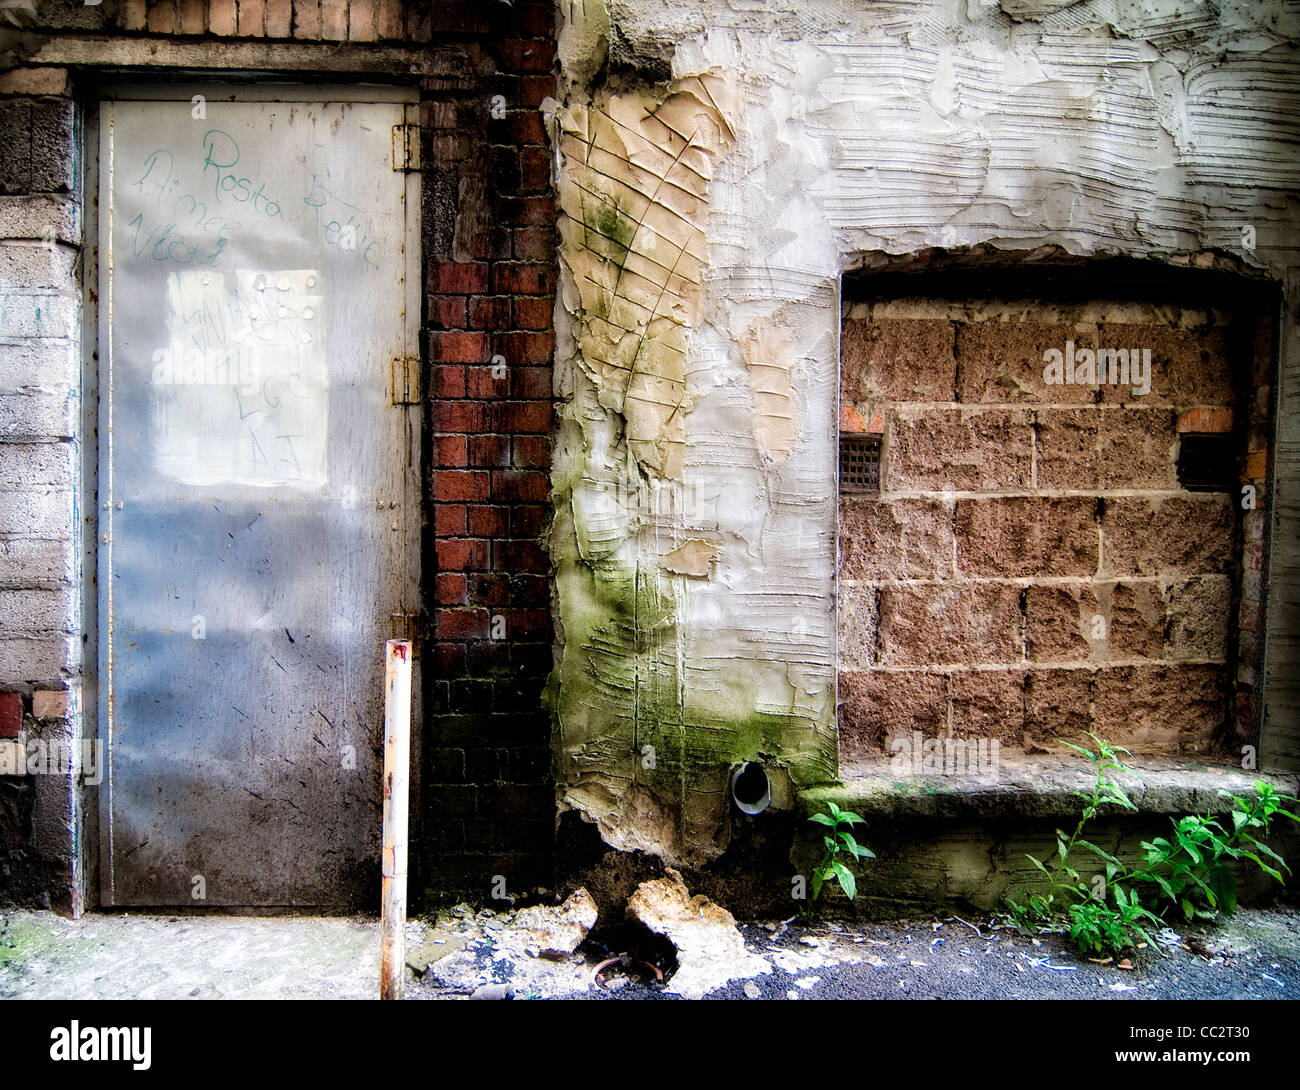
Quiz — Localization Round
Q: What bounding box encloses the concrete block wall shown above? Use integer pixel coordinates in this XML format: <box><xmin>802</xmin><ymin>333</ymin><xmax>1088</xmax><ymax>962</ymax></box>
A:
<box><xmin>838</xmin><ymin>298</ymin><xmax>1265</xmax><ymax>763</ymax></box>
<box><xmin>0</xmin><ymin>61</ymin><xmax>83</xmax><ymax>908</ymax></box>
<box><xmin>0</xmin><ymin>0</ymin><xmax>560</xmax><ymax>909</ymax></box>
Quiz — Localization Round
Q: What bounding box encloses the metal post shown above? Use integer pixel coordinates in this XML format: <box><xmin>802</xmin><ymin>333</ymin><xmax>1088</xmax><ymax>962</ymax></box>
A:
<box><xmin>380</xmin><ymin>639</ymin><xmax>411</xmax><ymax>1000</ymax></box>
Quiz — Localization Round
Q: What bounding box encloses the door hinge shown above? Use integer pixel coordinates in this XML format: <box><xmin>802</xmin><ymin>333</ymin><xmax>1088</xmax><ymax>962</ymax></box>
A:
<box><xmin>391</xmin><ymin>124</ymin><xmax>421</xmax><ymax>171</ymax></box>
<box><xmin>390</xmin><ymin>356</ymin><xmax>420</xmax><ymax>404</ymax></box>
<box><xmin>390</xmin><ymin>612</ymin><xmax>420</xmax><ymax>656</ymax></box>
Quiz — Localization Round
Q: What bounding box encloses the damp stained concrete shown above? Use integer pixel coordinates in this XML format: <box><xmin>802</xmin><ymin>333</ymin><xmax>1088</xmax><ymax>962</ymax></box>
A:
<box><xmin>3</xmin><ymin>903</ymin><xmax>1298</xmax><ymax>1000</ymax></box>
<box><xmin>550</xmin><ymin>55</ymin><xmax>839</xmax><ymax>871</ymax></box>
<box><xmin>0</xmin><ymin>912</ymin><xmax>380</xmax><ymax>1000</ymax></box>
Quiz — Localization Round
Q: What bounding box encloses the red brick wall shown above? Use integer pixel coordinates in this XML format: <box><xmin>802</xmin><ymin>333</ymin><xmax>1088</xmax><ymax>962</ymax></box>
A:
<box><xmin>419</xmin><ymin>3</ymin><xmax>558</xmax><ymax>901</ymax></box>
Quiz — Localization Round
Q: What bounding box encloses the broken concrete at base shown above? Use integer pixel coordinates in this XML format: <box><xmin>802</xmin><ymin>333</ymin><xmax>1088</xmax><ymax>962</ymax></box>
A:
<box><xmin>626</xmin><ymin>867</ymin><xmax>770</xmax><ymax>999</ymax></box>
<box><xmin>415</xmin><ymin>906</ymin><xmax>601</xmax><ymax>999</ymax></box>
<box><xmin>405</xmin><ymin>929</ymin><xmax>469</xmax><ymax>975</ymax></box>
<box><xmin>503</xmin><ymin>887</ymin><xmax>599</xmax><ymax>959</ymax></box>
<box><xmin>404</xmin><ymin>883</ymin><xmax>819</xmax><ymax>998</ymax></box>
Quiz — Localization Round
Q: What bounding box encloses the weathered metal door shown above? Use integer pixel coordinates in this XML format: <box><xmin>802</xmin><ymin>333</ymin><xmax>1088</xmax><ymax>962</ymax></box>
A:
<box><xmin>96</xmin><ymin>89</ymin><xmax>421</xmax><ymax>906</ymax></box>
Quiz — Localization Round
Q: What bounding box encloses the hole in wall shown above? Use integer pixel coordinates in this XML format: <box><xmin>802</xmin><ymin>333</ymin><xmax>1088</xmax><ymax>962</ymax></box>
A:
<box><xmin>581</xmin><ymin>917</ymin><xmax>679</xmax><ymax>993</ymax></box>
<box><xmin>731</xmin><ymin>762</ymin><xmax>771</xmax><ymax>815</ymax></box>
<box><xmin>1178</xmin><ymin>434</ymin><xmax>1236</xmax><ymax>492</ymax></box>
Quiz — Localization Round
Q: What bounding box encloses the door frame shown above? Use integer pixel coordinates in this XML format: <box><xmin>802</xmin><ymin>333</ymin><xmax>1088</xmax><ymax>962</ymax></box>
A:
<box><xmin>86</xmin><ymin>80</ymin><xmax>423</xmax><ymax>907</ymax></box>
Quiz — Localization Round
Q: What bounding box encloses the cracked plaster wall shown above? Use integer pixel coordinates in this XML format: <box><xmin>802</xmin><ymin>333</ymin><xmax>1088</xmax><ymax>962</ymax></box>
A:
<box><xmin>550</xmin><ymin>0</ymin><xmax>1300</xmax><ymax>863</ymax></box>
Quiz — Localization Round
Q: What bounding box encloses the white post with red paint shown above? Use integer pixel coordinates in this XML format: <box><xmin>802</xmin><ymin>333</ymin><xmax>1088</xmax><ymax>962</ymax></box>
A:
<box><xmin>380</xmin><ymin>639</ymin><xmax>412</xmax><ymax>1000</ymax></box>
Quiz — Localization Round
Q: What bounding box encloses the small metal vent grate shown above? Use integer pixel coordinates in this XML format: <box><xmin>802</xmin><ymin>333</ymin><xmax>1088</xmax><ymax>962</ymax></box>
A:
<box><xmin>840</xmin><ymin>433</ymin><xmax>881</xmax><ymax>494</ymax></box>
<box><xmin>1178</xmin><ymin>434</ymin><xmax>1235</xmax><ymax>492</ymax></box>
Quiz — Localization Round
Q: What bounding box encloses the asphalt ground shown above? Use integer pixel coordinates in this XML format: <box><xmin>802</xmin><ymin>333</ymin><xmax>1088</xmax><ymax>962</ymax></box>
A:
<box><xmin>5</xmin><ymin>901</ymin><xmax>1296</xmax><ymax>1002</ymax></box>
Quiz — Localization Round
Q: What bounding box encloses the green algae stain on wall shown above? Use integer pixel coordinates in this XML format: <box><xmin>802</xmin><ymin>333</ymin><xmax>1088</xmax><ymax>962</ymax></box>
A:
<box><xmin>550</xmin><ymin>69</ymin><xmax>839</xmax><ymax>864</ymax></box>
<box><xmin>550</xmin><ymin>385</ymin><xmax>839</xmax><ymax>863</ymax></box>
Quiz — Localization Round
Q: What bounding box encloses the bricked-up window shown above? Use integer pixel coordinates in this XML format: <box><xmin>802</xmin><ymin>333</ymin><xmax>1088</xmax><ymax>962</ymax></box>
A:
<box><xmin>836</xmin><ymin>273</ymin><xmax>1273</xmax><ymax>770</ymax></box>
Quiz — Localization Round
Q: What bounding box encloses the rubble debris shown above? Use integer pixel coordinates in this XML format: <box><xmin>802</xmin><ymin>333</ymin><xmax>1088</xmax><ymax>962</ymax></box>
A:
<box><xmin>625</xmin><ymin>868</ymin><xmax>770</xmax><ymax>999</ymax></box>
<box><xmin>404</xmin><ymin>930</ymin><xmax>467</xmax><ymax>975</ymax></box>
<box><xmin>507</xmin><ymin>888</ymin><xmax>599</xmax><ymax>959</ymax></box>
<box><xmin>469</xmin><ymin>983</ymin><xmax>514</xmax><ymax>1000</ymax></box>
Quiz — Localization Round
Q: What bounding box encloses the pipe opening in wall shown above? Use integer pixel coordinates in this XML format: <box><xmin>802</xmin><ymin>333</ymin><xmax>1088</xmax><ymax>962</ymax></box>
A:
<box><xmin>731</xmin><ymin>762</ymin><xmax>771</xmax><ymax>815</ymax></box>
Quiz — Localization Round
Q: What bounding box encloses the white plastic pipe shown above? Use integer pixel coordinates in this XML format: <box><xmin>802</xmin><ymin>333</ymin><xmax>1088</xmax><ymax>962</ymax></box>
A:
<box><xmin>380</xmin><ymin>639</ymin><xmax>412</xmax><ymax>1000</ymax></box>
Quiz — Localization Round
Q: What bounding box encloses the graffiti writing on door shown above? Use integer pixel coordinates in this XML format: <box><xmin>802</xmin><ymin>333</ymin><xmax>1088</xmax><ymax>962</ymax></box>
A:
<box><xmin>151</xmin><ymin>268</ymin><xmax>328</xmax><ymax>489</ymax></box>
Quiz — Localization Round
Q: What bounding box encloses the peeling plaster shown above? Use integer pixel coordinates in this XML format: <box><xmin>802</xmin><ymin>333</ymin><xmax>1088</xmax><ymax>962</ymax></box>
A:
<box><xmin>557</xmin><ymin>72</ymin><xmax>737</xmax><ymax>481</ymax></box>
<box><xmin>557</xmin><ymin>0</ymin><xmax>611</xmax><ymax>94</ymax></box>
<box><xmin>552</xmin><ymin>0</ymin><xmax>1300</xmax><ymax>859</ymax></box>
<box><xmin>659</xmin><ymin>537</ymin><xmax>721</xmax><ymax>577</ymax></box>
<box><xmin>551</xmin><ymin>57</ymin><xmax>838</xmax><ymax>864</ymax></box>
<box><xmin>739</xmin><ymin>317</ymin><xmax>801</xmax><ymax>468</ymax></box>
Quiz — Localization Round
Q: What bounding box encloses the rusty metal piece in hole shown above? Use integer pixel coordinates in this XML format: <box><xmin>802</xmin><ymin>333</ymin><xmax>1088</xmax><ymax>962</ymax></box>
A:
<box><xmin>593</xmin><ymin>953</ymin><xmax>664</xmax><ymax>989</ymax></box>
